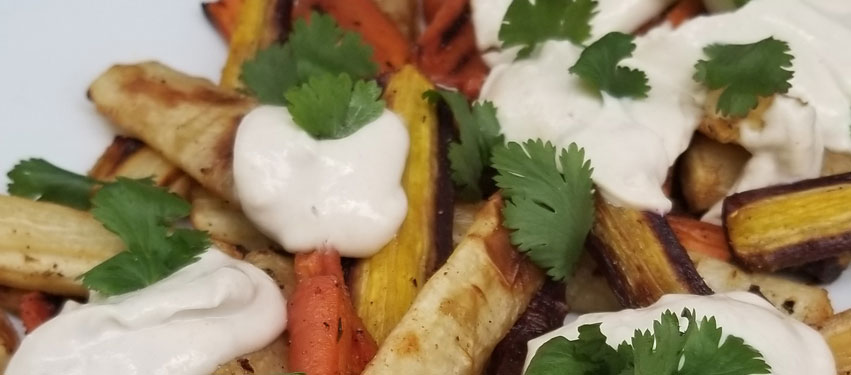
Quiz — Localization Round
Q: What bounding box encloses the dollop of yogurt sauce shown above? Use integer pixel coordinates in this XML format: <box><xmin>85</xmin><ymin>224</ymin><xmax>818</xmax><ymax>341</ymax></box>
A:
<box><xmin>525</xmin><ymin>292</ymin><xmax>835</xmax><ymax>374</ymax></box>
<box><xmin>6</xmin><ymin>248</ymin><xmax>287</xmax><ymax>375</ymax></box>
<box><xmin>233</xmin><ymin>105</ymin><xmax>409</xmax><ymax>257</ymax></box>
<box><xmin>472</xmin><ymin>0</ymin><xmax>851</xmax><ymax>219</ymax></box>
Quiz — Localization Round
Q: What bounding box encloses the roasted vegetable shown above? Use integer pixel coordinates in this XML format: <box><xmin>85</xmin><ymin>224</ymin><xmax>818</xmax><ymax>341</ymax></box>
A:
<box><xmin>484</xmin><ymin>280</ymin><xmax>568</xmax><ymax>375</ymax></box>
<box><xmin>189</xmin><ymin>187</ymin><xmax>278</xmax><ymax>251</ymax></box>
<box><xmin>289</xmin><ymin>251</ymin><xmax>378</xmax><ymax>375</ymax></box>
<box><xmin>698</xmin><ymin>90</ymin><xmax>774</xmax><ymax>144</ymax></box>
<box><xmin>203</xmin><ymin>0</ymin><xmax>246</xmax><ymax>41</ymax></box>
<box><xmin>348</xmin><ymin>66</ymin><xmax>450</xmax><ymax>343</ymax></box>
<box><xmin>588</xmin><ymin>199</ymin><xmax>712</xmax><ymax>308</ymax></box>
<box><xmin>667</xmin><ymin>215</ymin><xmax>732</xmax><ymax>261</ymax></box>
<box><xmin>89</xmin><ymin>136</ymin><xmax>192</xmax><ymax>198</ymax></box>
<box><xmin>292</xmin><ymin>0</ymin><xmax>411</xmax><ymax>74</ymax></box>
<box><xmin>89</xmin><ymin>62</ymin><xmax>257</xmax><ymax>203</ymax></box>
<box><xmin>19</xmin><ymin>291</ymin><xmax>57</xmax><ymax>333</ymax></box>
<box><xmin>214</xmin><ymin>335</ymin><xmax>289</xmax><ymax>375</ymax></box>
<box><xmin>795</xmin><ymin>253</ymin><xmax>851</xmax><ymax>284</ymax></box>
<box><xmin>723</xmin><ymin>172</ymin><xmax>851</xmax><ymax>271</ymax></box>
<box><xmin>362</xmin><ymin>196</ymin><xmax>544</xmax><ymax>375</ymax></box>
<box><xmin>665</xmin><ymin>0</ymin><xmax>705</xmax><ymax>26</ymax></box>
<box><xmin>0</xmin><ymin>196</ymin><xmax>122</xmax><ymax>296</ymax></box>
<box><xmin>820</xmin><ymin>309</ymin><xmax>851</xmax><ymax>374</ymax></box>
<box><xmin>0</xmin><ymin>312</ymin><xmax>17</xmax><ymax>373</ymax></box>
<box><xmin>371</xmin><ymin>0</ymin><xmax>418</xmax><ymax>40</ymax></box>
<box><xmin>417</xmin><ymin>0</ymin><xmax>489</xmax><ymax>98</ymax></box>
<box><xmin>691</xmin><ymin>252</ymin><xmax>833</xmax><ymax>326</ymax></box>
<box><xmin>564</xmin><ymin>254</ymin><xmax>621</xmax><ymax>313</ymax></box>
<box><xmin>678</xmin><ymin>133</ymin><xmax>749</xmax><ymax>213</ymax></box>
<box><xmin>221</xmin><ymin>0</ymin><xmax>291</xmax><ymax>88</ymax></box>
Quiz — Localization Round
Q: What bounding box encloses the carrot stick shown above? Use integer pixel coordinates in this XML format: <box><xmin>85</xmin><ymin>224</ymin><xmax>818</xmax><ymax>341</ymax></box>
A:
<box><xmin>667</xmin><ymin>215</ymin><xmax>732</xmax><ymax>261</ymax></box>
<box><xmin>423</xmin><ymin>0</ymin><xmax>445</xmax><ymax>24</ymax></box>
<box><xmin>417</xmin><ymin>0</ymin><xmax>489</xmax><ymax>98</ymax></box>
<box><xmin>203</xmin><ymin>0</ymin><xmax>246</xmax><ymax>42</ymax></box>
<box><xmin>292</xmin><ymin>0</ymin><xmax>411</xmax><ymax>74</ymax></box>
<box><xmin>19</xmin><ymin>292</ymin><xmax>56</xmax><ymax>333</ymax></box>
<box><xmin>665</xmin><ymin>0</ymin><xmax>704</xmax><ymax>27</ymax></box>
<box><xmin>288</xmin><ymin>251</ymin><xmax>378</xmax><ymax>375</ymax></box>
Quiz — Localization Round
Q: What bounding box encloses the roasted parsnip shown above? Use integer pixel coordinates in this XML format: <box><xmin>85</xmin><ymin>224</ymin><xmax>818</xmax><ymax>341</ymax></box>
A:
<box><xmin>89</xmin><ymin>62</ymin><xmax>257</xmax><ymax>203</ymax></box>
<box><xmin>362</xmin><ymin>196</ymin><xmax>543</xmax><ymax>375</ymax></box>
<box><xmin>564</xmin><ymin>254</ymin><xmax>621</xmax><ymax>313</ymax></box>
<box><xmin>820</xmin><ymin>309</ymin><xmax>851</xmax><ymax>374</ymax></box>
<box><xmin>678</xmin><ymin>134</ymin><xmax>749</xmax><ymax>213</ymax></box>
<box><xmin>588</xmin><ymin>199</ymin><xmax>712</xmax><ymax>308</ymax></box>
<box><xmin>349</xmin><ymin>66</ymin><xmax>450</xmax><ymax>344</ymax></box>
<box><xmin>724</xmin><ymin>172</ymin><xmax>851</xmax><ymax>271</ymax></box>
<box><xmin>89</xmin><ymin>136</ymin><xmax>192</xmax><ymax>198</ymax></box>
<box><xmin>0</xmin><ymin>196</ymin><xmax>122</xmax><ymax>296</ymax></box>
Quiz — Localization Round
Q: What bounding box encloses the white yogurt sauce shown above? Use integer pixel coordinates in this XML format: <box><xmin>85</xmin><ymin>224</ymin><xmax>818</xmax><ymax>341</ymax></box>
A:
<box><xmin>233</xmin><ymin>105</ymin><xmax>409</xmax><ymax>258</ymax></box>
<box><xmin>525</xmin><ymin>292</ymin><xmax>835</xmax><ymax>374</ymax></box>
<box><xmin>6</xmin><ymin>248</ymin><xmax>287</xmax><ymax>375</ymax></box>
<box><xmin>474</xmin><ymin>0</ymin><xmax>851</xmax><ymax>216</ymax></box>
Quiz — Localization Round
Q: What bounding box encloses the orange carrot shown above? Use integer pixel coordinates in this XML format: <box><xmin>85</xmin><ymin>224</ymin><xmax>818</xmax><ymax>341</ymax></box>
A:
<box><xmin>665</xmin><ymin>0</ymin><xmax>705</xmax><ymax>27</ymax></box>
<box><xmin>417</xmin><ymin>0</ymin><xmax>489</xmax><ymax>98</ymax></box>
<box><xmin>288</xmin><ymin>251</ymin><xmax>378</xmax><ymax>375</ymax></box>
<box><xmin>292</xmin><ymin>0</ymin><xmax>411</xmax><ymax>74</ymax></box>
<box><xmin>423</xmin><ymin>0</ymin><xmax>445</xmax><ymax>24</ymax></box>
<box><xmin>19</xmin><ymin>292</ymin><xmax>56</xmax><ymax>334</ymax></box>
<box><xmin>667</xmin><ymin>215</ymin><xmax>732</xmax><ymax>261</ymax></box>
<box><xmin>203</xmin><ymin>0</ymin><xmax>246</xmax><ymax>42</ymax></box>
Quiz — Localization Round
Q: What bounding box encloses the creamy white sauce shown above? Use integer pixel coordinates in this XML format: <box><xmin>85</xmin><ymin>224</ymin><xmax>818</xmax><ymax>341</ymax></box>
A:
<box><xmin>525</xmin><ymin>292</ymin><xmax>835</xmax><ymax>375</ymax></box>
<box><xmin>475</xmin><ymin>0</ymin><xmax>851</xmax><ymax>216</ymax></box>
<box><xmin>470</xmin><ymin>0</ymin><xmax>677</xmax><ymax>65</ymax></box>
<box><xmin>233</xmin><ymin>105</ymin><xmax>409</xmax><ymax>258</ymax></box>
<box><xmin>6</xmin><ymin>248</ymin><xmax>287</xmax><ymax>375</ymax></box>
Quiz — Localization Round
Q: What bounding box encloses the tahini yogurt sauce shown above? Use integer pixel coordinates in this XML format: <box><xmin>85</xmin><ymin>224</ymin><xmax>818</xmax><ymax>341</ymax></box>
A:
<box><xmin>6</xmin><ymin>248</ymin><xmax>287</xmax><ymax>375</ymax></box>
<box><xmin>525</xmin><ymin>292</ymin><xmax>835</xmax><ymax>374</ymax></box>
<box><xmin>473</xmin><ymin>0</ymin><xmax>851</xmax><ymax>219</ymax></box>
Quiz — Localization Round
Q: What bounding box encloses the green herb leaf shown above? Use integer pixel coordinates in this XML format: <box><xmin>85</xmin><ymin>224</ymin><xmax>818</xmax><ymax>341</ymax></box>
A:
<box><xmin>694</xmin><ymin>37</ymin><xmax>794</xmax><ymax>117</ymax></box>
<box><xmin>526</xmin><ymin>309</ymin><xmax>771</xmax><ymax>375</ymax></box>
<box><xmin>240</xmin><ymin>12</ymin><xmax>378</xmax><ymax>104</ymax></box>
<box><xmin>424</xmin><ymin>90</ymin><xmax>504</xmax><ymax>200</ymax></box>
<box><xmin>7</xmin><ymin>159</ymin><xmax>99</xmax><ymax>210</ymax></box>
<box><xmin>499</xmin><ymin>0</ymin><xmax>598</xmax><ymax>59</ymax></box>
<box><xmin>285</xmin><ymin>73</ymin><xmax>384</xmax><ymax>140</ymax></box>
<box><xmin>734</xmin><ymin>0</ymin><xmax>751</xmax><ymax>8</ymax></box>
<box><xmin>569</xmin><ymin>32</ymin><xmax>649</xmax><ymax>99</ymax></box>
<box><xmin>492</xmin><ymin>140</ymin><xmax>594</xmax><ymax>280</ymax></box>
<box><xmin>81</xmin><ymin>178</ymin><xmax>210</xmax><ymax>296</ymax></box>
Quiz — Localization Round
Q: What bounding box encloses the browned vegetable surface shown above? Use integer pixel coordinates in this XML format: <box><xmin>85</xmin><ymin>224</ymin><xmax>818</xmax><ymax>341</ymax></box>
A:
<box><xmin>724</xmin><ymin>172</ymin><xmax>851</xmax><ymax>271</ymax></box>
<box><xmin>588</xmin><ymin>199</ymin><xmax>712</xmax><ymax>308</ymax></box>
<box><xmin>821</xmin><ymin>309</ymin><xmax>851</xmax><ymax>374</ymax></box>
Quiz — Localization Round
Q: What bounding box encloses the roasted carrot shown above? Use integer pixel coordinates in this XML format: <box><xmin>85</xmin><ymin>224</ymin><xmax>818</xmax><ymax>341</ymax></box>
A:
<box><xmin>19</xmin><ymin>291</ymin><xmax>56</xmax><ymax>334</ymax></box>
<box><xmin>665</xmin><ymin>0</ymin><xmax>705</xmax><ymax>27</ymax></box>
<box><xmin>292</xmin><ymin>0</ymin><xmax>411</xmax><ymax>74</ymax></box>
<box><xmin>288</xmin><ymin>251</ymin><xmax>377</xmax><ymax>375</ymax></box>
<box><xmin>667</xmin><ymin>215</ymin><xmax>732</xmax><ymax>261</ymax></box>
<box><xmin>203</xmin><ymin>0</ymin><xmax>247</xmax><ymax>42</ymax></box>
<box><xmin>423</xmin><ymin>0</ymin><xmax>444</xmax><ymax>24</ymax></box>
<box><xmin>417</xmin><ymin>0</ymin><xmax>489</xmax><ymax>98</ymax></box>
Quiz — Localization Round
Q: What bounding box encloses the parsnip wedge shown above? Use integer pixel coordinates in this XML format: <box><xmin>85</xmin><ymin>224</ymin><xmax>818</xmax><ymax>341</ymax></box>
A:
<box><xmin>820</xmin><ymin>309</ymin><xmax>851</xmax><ymax>374</ymax></box>
<box><xmin>362</xmin><ymin>196</ymin><xmax>543</xmax><ymax>375</ymax></box>
<box><xmin>0</xmin><ymin>196</ymin><xmax>122</xmax><ymax>297</ymax></box>
<box><xmin>89</xmin><ymin>136</ymin><xmax>192</xmax><ymax>198</ymax></box>
<box><xmin>89</xmin><ymin>62</ymin><xmax>257</xmax><ymax>204</ymax></box>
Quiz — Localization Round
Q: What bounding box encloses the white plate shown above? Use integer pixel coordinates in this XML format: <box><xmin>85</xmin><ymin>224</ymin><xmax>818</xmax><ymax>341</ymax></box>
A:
<box><xmin>1</xmin><ymin>0</ymin><xmax>849</xmax><ymax>313</ymax></box>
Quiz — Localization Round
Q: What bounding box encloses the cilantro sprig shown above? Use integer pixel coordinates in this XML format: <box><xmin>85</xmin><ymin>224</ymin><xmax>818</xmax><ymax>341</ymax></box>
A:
<box><xmin>241</xmin><ymin>12</ymin><xmax>378</xmax><ymax>105</ymax></box>
<box><xmin>285</xmin><ymin>74</ymin><xmax>385</xmax><ymax>140</ymax></box>
<box><xmin>526</xmin><ymin>309</ymin><xmax>771</xmax><ymax>375</ymax></box>
<box><xmin>499</xmin><ymin>0</ymin><xmax>598</xmax><ymax>59</ymax></box>
<box><xmin>569</xmin><ymin>32</ymin><xmax>650</xmax><ymax>99</ymax></box>
<box><xmin>7</xmin><ymin>159</ymin><xmax>100</xmax><ymax>210</ymax></box>
<box><xmin>82</xmin><ymin>178</ymin><xmax>210</xmax><ymax>296</ymax></box>
<box><xmin>694</xmin><ymin>37</ymin><xmax>794</xmax><ymax>117</ymax></box>
<box><xmin>492</xmin><ymin>140</ymin><xmax>595</xmax><ymax>280</ymax></box>
<box><xmin>424</xmin><ymin>90</ymin><xmax>504</xmax><ymax>200</ymax></box>
<box><xmin>6</xmin><ymin>160</ymin><xmax>210</xmax><ymax>296</ymax></box>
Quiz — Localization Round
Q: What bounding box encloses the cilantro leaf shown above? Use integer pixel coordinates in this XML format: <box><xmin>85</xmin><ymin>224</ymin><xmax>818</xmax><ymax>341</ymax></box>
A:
<box><xmin>526</xmin><ymin>309</ymin><xmax>771</xmax><ymax>375</ymax></box>
<box><xmin>492</xmin><ymin>140</ymin><xmax>594</xmax><ymax>280</ymax></box>
<box><xmin>285</xmin><ymin>74</ymin><xmax>384</xmax><ymax>140</ymax></box>
<box><xmin>569</xmin><ymin>32</ymin><xmax>650</xmax><ymax>99</ymax></box>
<box><xmin>424</xmin><ymin>90</ymin><xmax>504</xmax><ymax>200</ymax></box>
<box><xmin>734</xmin><ymin>0</ymin><xmax>751</xmax><ymax>8</ymax></box>
<box><xmin>81</xmin><ymin>178</ymin><xmax>210</xmax><ymax>296</ymax></box>
<box><xmin>694</xmin><ymin>37</ymin><xmax>794</xmax><ymax>117</ymax></box>
<box><xmin>7</xmin><ymin>159</ymin><xmax>100</xmax><ymax>210</ymax></box>
<box><xmin>499</xmin><ymin>0</ymin><xmax>598</xmax><ymax>59</ymax></box>
<box><xmin>240</xmin><ymin>12</ymin><xmax>378</xmax><ymax>105</ymax></box>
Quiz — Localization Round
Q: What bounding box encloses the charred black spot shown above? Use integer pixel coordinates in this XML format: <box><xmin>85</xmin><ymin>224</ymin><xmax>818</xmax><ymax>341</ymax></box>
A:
<box><xmin>782</xmin><ymin>299</ymin><xmax>796</xmax><ymax>314</ymax></box>
<box><xmin>237</xmin><ymin>358</ymin><xmax>255</xmax><ymax>373</ymax></box>
<box><xmin>337</xmin><ymin>317</ymin><xmax>344</xmax><ymax>342</ymax></box>
<box><xmin>440</xmin><ymin>5</ymin><xmax>470</xmax><ymax>48</ymax></box>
